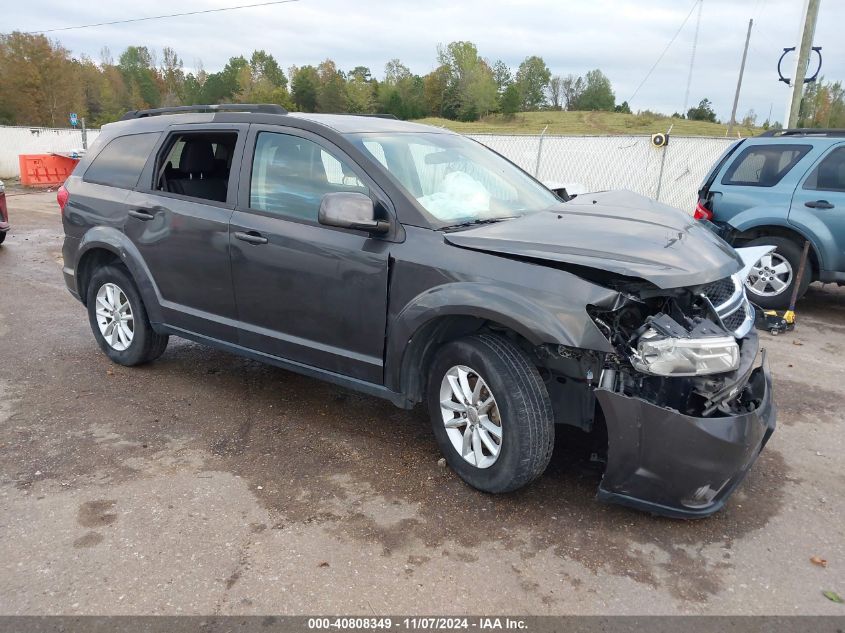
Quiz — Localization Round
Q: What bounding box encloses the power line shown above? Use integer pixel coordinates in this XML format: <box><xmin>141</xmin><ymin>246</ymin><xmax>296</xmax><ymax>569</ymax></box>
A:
<box><xmin>627</xmin><ymin>0</ymin><xmax>701</xmax><ymax>105</ymax></box>
<box><xmin>18</xmin><ymin>0</ymin><xmax>300</xmax><ymax>35</ymax></box>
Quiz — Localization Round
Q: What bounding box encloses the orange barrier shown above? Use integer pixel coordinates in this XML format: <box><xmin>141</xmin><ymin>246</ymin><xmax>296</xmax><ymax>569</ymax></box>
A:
<box><xmin>18</xmin><ymin>154</ymin><xmax>80</xmax><ymax>187</ymax></box>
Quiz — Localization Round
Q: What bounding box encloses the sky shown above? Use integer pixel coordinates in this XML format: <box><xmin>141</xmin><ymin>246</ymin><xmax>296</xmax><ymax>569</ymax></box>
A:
<box><xmin>7</xmin><ymin>0</ymin><xmax>844</xmax><ymax>123</ymax></box>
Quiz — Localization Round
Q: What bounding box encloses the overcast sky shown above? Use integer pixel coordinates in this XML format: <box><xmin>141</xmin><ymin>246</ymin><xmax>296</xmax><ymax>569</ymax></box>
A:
<box><xmin>9</xmin><ymin>0</ymin><xmax>843</xmax><ymax>123</ymax></box>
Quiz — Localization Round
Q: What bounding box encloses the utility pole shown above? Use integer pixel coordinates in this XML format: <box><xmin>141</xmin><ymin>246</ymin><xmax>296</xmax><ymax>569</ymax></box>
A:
<box><xmin>727</xmin><ymin>19</ymin><xmax>753</xmax><ymax>136</ymax></box>
<box><xmin>784</xmin><ymin>0</ymin><xmax>821</xmax><ymax>128</ymax></box>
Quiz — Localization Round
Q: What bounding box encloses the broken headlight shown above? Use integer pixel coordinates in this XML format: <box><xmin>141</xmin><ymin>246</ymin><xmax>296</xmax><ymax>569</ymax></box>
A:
<box><xmin>632</xmin><ymin>329</ymin><xmax>739</xmax><ymax>377</ymax></box>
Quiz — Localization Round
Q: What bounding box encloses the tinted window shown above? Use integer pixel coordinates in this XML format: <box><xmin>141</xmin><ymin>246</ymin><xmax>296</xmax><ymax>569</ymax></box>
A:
<box><xmin>721</xmin><ymin>144</ymin><xmax>811</xmax><ymax>187</ymax></box>
<box><xmin>153</xmin><ymin>131</ymin><xmax>238</xmax><ymax>203</ymax></box>
<box><xmin>250</xmin><ymin>132</ymin><xmax>368</xmax><ymax>221</ymax></box>
<box><xmin>804</xmin><ymin>147</ymin><xmax>845</xmax><ymax>192</ymax></box>
<box><xmin>84</xmin><ymin>133</ymin><xmax>160</xmax><ymax>189</ymax></box>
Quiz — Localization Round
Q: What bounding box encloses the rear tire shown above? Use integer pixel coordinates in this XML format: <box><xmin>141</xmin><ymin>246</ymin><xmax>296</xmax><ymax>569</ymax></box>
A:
<box><xmin>0</xmin><ymin>232</ymin><xmax>6</xmax><ymax>245</ymax></box>
<box><xmin>427</xmin><ymin>333</ymin><xmax>554</xmax><ymax>493</ymax></box>
<box><xmin>743</xmin><ymin>236</ymin><xmax>811</xmax><ymax>310</ymax></box>
<box><xmin>86</xmin><ymin>265</ymin><xmax>169</xmax><ymax>366</ymax></box>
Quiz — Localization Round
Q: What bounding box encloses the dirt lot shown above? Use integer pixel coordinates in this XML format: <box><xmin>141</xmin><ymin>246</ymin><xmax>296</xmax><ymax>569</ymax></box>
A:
<box><xmin>1</xmin><ymin>191</ymin><xmax>844</xmax><ymax>615</ymax></box>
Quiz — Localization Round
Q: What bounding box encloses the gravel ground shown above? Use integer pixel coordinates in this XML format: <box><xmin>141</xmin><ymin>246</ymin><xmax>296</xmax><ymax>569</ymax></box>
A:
<box><xmin>0</xmin><ymin>191</ymin><xmax>844</xmax><ymax>615</ymax></box>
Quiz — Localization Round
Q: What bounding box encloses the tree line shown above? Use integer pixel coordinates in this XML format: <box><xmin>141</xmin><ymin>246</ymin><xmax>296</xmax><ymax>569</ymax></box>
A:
<box><xmin>0</xmin><ymin>33</ymin><xmax>625</xmax><ymax>127</ymax></box>
<box><xmin>1</xmin><ymin>31</ymin><xmax>842</xmax><ymax>129</ymax></box>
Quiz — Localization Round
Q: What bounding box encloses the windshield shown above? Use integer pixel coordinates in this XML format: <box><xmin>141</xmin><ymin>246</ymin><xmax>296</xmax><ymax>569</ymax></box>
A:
<box><xmin>348</xmin><ymin>132</ymin><xmax>560</xmax><ymax>227</ymax></box>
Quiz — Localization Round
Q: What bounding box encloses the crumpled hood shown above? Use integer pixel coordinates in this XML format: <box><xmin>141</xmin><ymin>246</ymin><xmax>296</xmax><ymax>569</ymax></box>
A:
<box><xmin>443</xmin><ymin>190</ymin><xmax>743</xmax><ymax>289</ymax></box>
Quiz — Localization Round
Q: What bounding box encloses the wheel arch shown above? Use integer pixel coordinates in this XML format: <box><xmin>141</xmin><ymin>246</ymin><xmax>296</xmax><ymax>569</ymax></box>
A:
<box><xmin>75</xmin><ymin>227</ymin><xmax>164</xmax><ymax>324</ymax></box>
<box><xmin>731</xmin><ymin>223</ymin><xmax>821</xmax><ymax>280</ymax></box>
<box><xmin>386</xmin><ymin>282</ymin><xmax>608</xmax><ymax>405</ymax></box>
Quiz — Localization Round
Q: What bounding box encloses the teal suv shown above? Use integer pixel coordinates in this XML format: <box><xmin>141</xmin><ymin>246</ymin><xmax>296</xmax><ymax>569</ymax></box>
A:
<box><xmin>696</xmin><ymin>129</ymin><xmax>845</xmax><ymax>308</ymax></box>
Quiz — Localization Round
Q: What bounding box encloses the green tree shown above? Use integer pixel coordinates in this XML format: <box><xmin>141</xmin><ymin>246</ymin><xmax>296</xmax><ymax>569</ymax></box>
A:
<box><xmin>500</xmin><ymin>83</ymin><xmax>521</xmax><ymax>119</ymax></box>
<box><xmin>118</xmin><ymin>46</ymin><xmax>161</xmax><ymax>108</ymax></box>
<box><xmin>346</xmin><ymin>66</ymin><xmax>375</xmax><ymax>113</ymax></box>
<box><xmin>235</xmin><ymin>50</ymin><xmax>290</xmax><ymax>107</ymax></box>
<box><xmin>492</xmin><ymin>59</ymin><xmax>512</xmax><ymax>94</ymax></box>
<box><xmin>199</xmin><ymin>56</ymin><xmax>247</xmax><ymax>104</ymax></box>
<box><xmin>316</xmin><ymin>59</ymin><xmax>347</xmax><ymax>112</ymax></box>
<box><xmin>574</xmin><ymin>69</ymin><xmax>615</xmax><ymax>111</ymax></box>
<box><xmin>515</xmin><ymin>55</ymin><xmax>550</xmax><ymax>110</ymax></box>
<box><xmin>687</xmin><ymin>97</ymin><xmax>717</xmax><ymax>122</ymax></box>
<box><xmin>614</xmin><ymin>100</ymin><xmax>632</xmax><ymax>114</ymax></box>
<box><xmin>436</xmin><ymin>41</ymin><xmax>498</xmax><ymax>120</ymax></box>
<box><xmin>379</xmin><ymin>59</ymin><xmax>426</xmax><ymax>119</ymax></box>
<box><xmin>290</xmin><ymin>65</ymin><xmax>319</xmax><ymax>112</ymax></box>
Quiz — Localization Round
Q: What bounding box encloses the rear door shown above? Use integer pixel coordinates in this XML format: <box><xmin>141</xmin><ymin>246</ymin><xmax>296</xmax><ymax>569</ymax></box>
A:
<box><xmin>124</xmin><ymin>123</ymin><xmax>247</xmax><ymax>342</ymax></box>
<box><xmin>228</xmin><ymin>125</ymin><xmax>393</xmax><ymax>383</ymax></box>
<box><xmin>789</xmin><ymin>143</ymin><xmax>845</xmax><ymax>273</ymax></box>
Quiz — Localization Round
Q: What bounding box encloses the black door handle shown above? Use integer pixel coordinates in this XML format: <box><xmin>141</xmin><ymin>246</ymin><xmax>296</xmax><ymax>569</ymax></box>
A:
<box><xmin>805</xmin><ymin>199</ymin><xmax>834</xmax><ymax>209</ymax></box>
<box><xmin>128</xmin><ymin>208</ymin><xmax>155</xmax><ymax>221</ymax></box>
<box><xmin>233</xmin><ymin>231</ymin><xmax>269</xmax><ymax>245</ymax></box>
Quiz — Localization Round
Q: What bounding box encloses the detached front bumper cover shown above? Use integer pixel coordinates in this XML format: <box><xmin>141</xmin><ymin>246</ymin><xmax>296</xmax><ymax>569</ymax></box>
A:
<box><xmin>595</xmin><ymin>354</ymin><xmax>776</xmax><ymax>519</ymax></box>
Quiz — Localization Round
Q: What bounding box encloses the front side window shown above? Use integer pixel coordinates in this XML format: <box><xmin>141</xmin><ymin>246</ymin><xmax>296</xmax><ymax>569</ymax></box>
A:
<box><xmin>350</xmin><ymin>132</ymin><xmax>558</xmax><ymax>227</ymax></box>
<box><xmin>722</xmin><ymin>144</ymin><xmax>811</xmax><ymax>187</ymax></box>
<box><xmin>804</xmin><ymin>147</ymin><xmax>845</xmax><ymax>192</ymax></box>
<box><xmin>250</xmin><ymin>132</ymin><xmax>368</xmax><ymax>221</ymax></box>
<box><xmin>84</xmin><ymin>133</ymin><xmax>160</xmax><ymax>189</ymax></box>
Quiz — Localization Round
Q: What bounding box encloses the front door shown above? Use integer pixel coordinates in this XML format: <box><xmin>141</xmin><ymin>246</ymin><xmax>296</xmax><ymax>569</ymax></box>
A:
<box><xmin>124</xmin><ymin>125</ymin><xmax>247</xmax><ymax>342</ymax></box>
<box><xmin>790</xmin><ymin>144</ymin><xmax>845</xmax><ymax>274</ymax></box>
<box><xmin>229</xmin><ymin>127</ymin><xmax>392</xmax><ymax>383</ymax></box>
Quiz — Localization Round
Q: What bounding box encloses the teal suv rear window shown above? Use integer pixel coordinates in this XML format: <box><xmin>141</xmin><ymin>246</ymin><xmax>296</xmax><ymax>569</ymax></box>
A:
<box><xmin>721</xmin><ymin>144</ymin><xmax>812</xmax><ymax>188</ymax></box>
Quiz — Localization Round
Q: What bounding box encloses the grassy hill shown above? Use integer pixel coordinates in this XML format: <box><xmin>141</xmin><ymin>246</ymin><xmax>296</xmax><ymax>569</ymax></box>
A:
<box><xmin>413</xmin><ymin>110</ymin><xmax>762</xmax><ymax>137</ymax></box>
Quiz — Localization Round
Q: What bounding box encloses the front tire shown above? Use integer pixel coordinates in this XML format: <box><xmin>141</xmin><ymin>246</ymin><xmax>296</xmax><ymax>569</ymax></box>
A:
<box><xmin>427</xmin><ymin>334</ymin><xmax>554</xmax><ymax>493</ymax></box>
<box><xmin>86</xmin><ymin>265</ymin><xmax>169</xmax><ymax>366</ymax></box>
<box><xmin>743</xmin><ymin>236</ymin><xmax>811</xmax><ymax>310</ymax></box>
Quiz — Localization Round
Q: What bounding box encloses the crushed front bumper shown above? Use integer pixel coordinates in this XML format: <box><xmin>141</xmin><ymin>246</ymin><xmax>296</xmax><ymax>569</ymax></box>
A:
<box><xmin>594</xmin><ymin>354</ymin><xmax>776</xmax><ymax>518</ymax></box>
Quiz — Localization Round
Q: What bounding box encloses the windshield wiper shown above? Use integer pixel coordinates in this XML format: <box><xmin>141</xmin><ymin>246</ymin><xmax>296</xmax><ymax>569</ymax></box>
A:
<box><xmin>439</xmin><ymin>217</ymin><xmax>518</xmax><ymax>231</ymax></box>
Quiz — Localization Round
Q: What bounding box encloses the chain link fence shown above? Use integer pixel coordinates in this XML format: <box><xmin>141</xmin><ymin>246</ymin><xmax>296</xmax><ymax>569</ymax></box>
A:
<box><xmin>0</xmin><ymin>126</ymin><xmax>736</xmax><ymax>213</ymax></box>
<box><xmin>469</xmin><ymin>134</ymin><xmax>738</xmax><ymax>212</ymax></box>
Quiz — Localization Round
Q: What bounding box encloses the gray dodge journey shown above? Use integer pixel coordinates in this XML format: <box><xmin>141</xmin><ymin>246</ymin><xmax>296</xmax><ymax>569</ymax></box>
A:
<box><xmin>59</xmin><ymin>104</ymin><xmax>776</xmax><ymax>517</ymax></box>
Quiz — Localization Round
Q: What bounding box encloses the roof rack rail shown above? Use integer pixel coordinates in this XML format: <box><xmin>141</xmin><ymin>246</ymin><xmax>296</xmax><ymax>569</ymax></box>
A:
<box><xmin>120</xmin><ymin>104</ymin><xmax>288</xmax><ymax>120</ymax></box>
<box><xmin>758</xmin><ymin>128</ymin><xmax>845</xmax><ymax>138</ymax></box>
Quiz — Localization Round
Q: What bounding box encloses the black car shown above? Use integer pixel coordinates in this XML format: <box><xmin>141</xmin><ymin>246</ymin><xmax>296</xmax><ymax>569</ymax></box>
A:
<box><xmin>59</xmin><ymin>104</ymin><xmax>776</xmax><ymax>518</ymax></box>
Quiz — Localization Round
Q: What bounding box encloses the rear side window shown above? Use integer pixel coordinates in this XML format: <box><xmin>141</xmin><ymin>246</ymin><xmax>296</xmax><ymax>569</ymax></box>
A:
<box><xmin>721</xmin><ymin>144</ymin><xmax>811</xmax><ymax>187</ymax></box>
<box><xmin>153</xmin><ymin>131</ymin><xmax>239</xmax><ymax>203</ymax></box>
<box><xmin>84</xmin><ymin>133</ymin><xmax>160</xmax><ymax>189</ymax></box>
<box><xmin>804</xmin><ymin>147</ymin><xmax>845</xmax><ymax>192</ymax></box>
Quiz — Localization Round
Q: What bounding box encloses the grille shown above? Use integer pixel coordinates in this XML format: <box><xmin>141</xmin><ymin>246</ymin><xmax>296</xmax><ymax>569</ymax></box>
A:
<box><xmin>702</xmin><ymin>277</ymin><xmax>736</xmax><ymax>307</ymax></box>
<box><xmin>721</xmin><ymin>306</ymin><xmax>747</xmax><ymax>332</ymax></box>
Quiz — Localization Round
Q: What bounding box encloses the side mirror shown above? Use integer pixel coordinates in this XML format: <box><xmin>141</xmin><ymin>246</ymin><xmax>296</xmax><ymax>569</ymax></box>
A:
<box><xmin>318</xmin><ymin>192</ymin><xmax>389</xmax><ymax>234</ymax></box>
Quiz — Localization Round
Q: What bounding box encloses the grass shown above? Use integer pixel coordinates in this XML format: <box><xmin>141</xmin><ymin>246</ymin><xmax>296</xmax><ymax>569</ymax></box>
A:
<box><xmin>413</xmin><ymin>110</ymin><xmax>761</xmax><ymax>137</ymax></box>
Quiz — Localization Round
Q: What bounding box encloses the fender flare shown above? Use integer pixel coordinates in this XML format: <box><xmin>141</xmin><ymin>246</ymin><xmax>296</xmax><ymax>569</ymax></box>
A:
<box><xmin>728</xmin><ymin>214</ymin><xmax>826</xmax><ymax>271</ymax></box>
<box><xmin>384</xmin><ymin>282</ymin><xmax>615</xmax><ymax>396</ymax></box>
<box><xmin>76</xmin><ymin>227</ymin><xmax>165</xmax><ymax>325</ymax></box>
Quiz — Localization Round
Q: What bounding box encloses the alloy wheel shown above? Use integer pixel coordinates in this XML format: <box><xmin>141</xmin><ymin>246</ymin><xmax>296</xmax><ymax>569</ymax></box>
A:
<box><xmin>439</xmin><ymin>365</ymin><xmax>503</xmax><ymax>469</ymax></box>
<box><xmin>745</xmin><ymin>252</ymin><xmax>793</xmax><ymax>297</ymax></box>
<box><xmin>95</xmin><ymin>282</ymin><xmax>135</xmax><ymax>351</ymax></box>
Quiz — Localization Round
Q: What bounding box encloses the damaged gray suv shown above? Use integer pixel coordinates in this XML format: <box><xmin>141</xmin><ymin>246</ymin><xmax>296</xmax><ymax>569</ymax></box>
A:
<box><xmin>59</xmin><ymin>104</ymin><xmax>776</xmax><ymax>518</ymax></box>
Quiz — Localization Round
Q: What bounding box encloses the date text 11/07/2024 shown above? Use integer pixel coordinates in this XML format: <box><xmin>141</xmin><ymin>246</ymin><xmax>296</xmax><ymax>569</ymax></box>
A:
<box><xmin>306</xmin><ymin>617</ymin><xmax>528</xmax><ymax>630</ymax></box>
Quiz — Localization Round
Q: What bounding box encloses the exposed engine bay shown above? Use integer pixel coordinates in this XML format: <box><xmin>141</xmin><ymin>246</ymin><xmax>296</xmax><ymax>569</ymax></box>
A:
<box><xmin>537</xmin><ymin>250</ymin><xmax>770</xmax><ymax>431</ymax></box>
